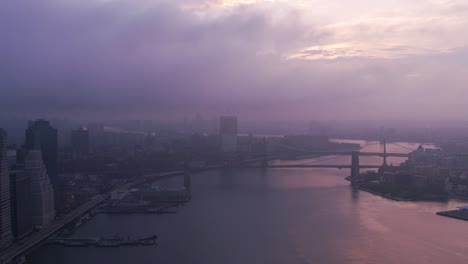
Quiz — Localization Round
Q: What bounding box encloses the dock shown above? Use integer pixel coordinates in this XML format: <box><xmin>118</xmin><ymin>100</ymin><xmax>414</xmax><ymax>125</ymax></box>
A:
<box><xmin>98</xmin><ymin>203</ymin><xmax>179</xmax><ymax>215</ymax></box>
<box><xmin>99</xmin><ymin>208</ymin><xmax>177</xmax><ymax>214</ymax></box>
<box><xmin>47</xmin><ymin>235</ymin><xmax>157</xmax><ymax>247</ymax></box>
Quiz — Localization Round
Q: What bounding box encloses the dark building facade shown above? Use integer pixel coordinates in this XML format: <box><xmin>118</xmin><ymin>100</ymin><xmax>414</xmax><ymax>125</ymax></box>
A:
<box><xmin>219</xmin><ymin>116</ymin><xmax>238</xmax><ymax>153</ymax></box>
<box><xmin>71</xmin><ymin>127</ymin><xmax>89</xmax><ymax>156</ymax></box>
<box><xmin>25</xmin><ymin>120</ymin><xmax>58</xmax><ymax>187</ymax></box>
<box><xmin>25</xmin><ymin>120</ymin><xmax>59</xmax><ymax>211</ymax></box>
<box><xmin>0</xmin><ymin>129</ymin><xmax>13</xmax><ymax>247</ymax></box>
<box><xmin>10</xmin><ymin>170</ymin><xmax>33</xmax><ymax>239</ymax></box>
<box><xmin>219</xmin><ymin>116</ymin><xmax>238</xmax><ymax>135</ymax></box>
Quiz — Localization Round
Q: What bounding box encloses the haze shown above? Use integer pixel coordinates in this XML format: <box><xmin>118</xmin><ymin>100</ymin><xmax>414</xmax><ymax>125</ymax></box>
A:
<box><xmin>2</xmin><ymin>0</ymin><xmax>468</xmax><ymax>121</ymax></box>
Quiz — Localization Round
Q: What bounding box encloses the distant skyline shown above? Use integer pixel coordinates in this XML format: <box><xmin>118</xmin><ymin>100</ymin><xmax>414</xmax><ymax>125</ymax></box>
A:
<box><xmin>2</xmin><ymin>0</ymin><xmax>468</xmax><ymax>121</ymax></box>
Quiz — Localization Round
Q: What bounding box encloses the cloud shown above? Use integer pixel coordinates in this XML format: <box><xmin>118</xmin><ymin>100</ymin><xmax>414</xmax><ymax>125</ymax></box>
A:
<box><xmin>1</xmin><ymin>0</ymin><xmax>468</xmax><ymax>121</ymax></box>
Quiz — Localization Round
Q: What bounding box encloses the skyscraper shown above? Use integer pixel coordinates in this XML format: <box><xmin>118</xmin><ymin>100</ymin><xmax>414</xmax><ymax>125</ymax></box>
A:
<box><xmin>25</xmin><ymin>120</ymin><xmax>58</xmax><ymax>186</ymax></box>
<box><xmin>25</xmin><ymin>120</ymin><xmax>58</xmax><ymax>209</ymax></box>
<box><xmin>25</xmin><ymin>151</ymin><xmax>55</xmax><ymax>227</ymax></box>
<box><xmin>0</xmin><ymin>129</ymin><xmax>13</xmax><ymax>247</ymax></box>
<box><xmin>219</xmin><ymin>116</ymin><xmax>238</xmax><ymax>153</ymax></box>
<box><xmin>71</xmin><ymin>127</ymin><xmax>89</xmax><ymax>157</ymax></box>
<box><xmin>10</xmin><ymin>170</ymin><xmax>33</xmax><ymax>239</ymax></box>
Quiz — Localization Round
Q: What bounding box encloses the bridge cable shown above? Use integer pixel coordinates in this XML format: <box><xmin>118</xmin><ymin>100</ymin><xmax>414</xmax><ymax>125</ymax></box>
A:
<box><xmin>366</xmin><ymin>155</ymin><xmax>384</xmax><ymax>162</ymax></box>
<box><xmin>360</xmin><ymin>142</ymin><xmax>383</xmax><ymax>148</ymax></box>
<box><xmin>300</xmin><ymin>155</ymin><xmax>344</xmax><ymax>165</ymax></box>
<box><xmin>388</xmin><ymin>142</ymin><xmax>415</xmax><ymax>151</ymax></box>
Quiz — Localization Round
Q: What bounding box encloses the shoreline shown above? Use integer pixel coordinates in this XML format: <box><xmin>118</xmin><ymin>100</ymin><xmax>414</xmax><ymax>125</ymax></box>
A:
<box><xmin>352</xmin><ymin>186</ymin><xmax>414</xmax><ymax>202</ymax></box>
<box><xmin>345</xmin><ymin>176</ymin><xmax>414</xmax><ymax>202</ymax></box>
<box><xmin>346</xmin><ymin>177</ymin><xmax>453</xmax><ymax>202</ymax></box>
<box><xmin>352</xmin><ymin>184</ymin><xmax>468</xmax><ymax>203</ymax></box>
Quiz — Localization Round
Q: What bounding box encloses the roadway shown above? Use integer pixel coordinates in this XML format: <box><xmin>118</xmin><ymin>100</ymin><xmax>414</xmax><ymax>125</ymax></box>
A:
<box><xmin>268</xmin><ymin>165</ymin><xmax>381</xmax><ymax>169</ymax></box>
<box><xmin>291</xmin><ymin>151</ymin><xmax>409</xmax><ymax>158</ymax></box>
<box><xmin>240</xmin><ymin>152</ymin><xmax>409</xmax><ymax>165</ymax></box>
<box><xmin>0</xmin><ymin>195</ymin><xmax>105</xmax><ymax>264</ymax></box>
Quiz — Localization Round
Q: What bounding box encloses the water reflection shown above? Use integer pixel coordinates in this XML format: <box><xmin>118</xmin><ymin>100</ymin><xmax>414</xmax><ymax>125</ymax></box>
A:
<box><xmin>29</xmin><ymin>140</ymin><xmax>468</xmax><ymax>264</ymax></box>
<box><xmin>350</xmin><ymin>186</ymin><xmax>360</xmax><ymax>203</ymax></box>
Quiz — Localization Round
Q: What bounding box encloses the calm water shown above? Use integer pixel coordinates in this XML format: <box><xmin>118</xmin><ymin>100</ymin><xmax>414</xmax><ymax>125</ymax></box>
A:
<box><xmin>29</xmin><ymin>141</ymin><xmax>468</xmax><ymax>264</ymax></box>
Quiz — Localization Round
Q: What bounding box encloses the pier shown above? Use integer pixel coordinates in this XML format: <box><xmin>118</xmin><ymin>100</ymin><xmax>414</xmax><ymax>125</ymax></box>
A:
<box><xmin>98</xmin><ymin>204</ymin><xmax>178</xmax><ymax>214</ymax></box>
<box><xmin>436</xmin><ymin>207</ymin><xmax>468</xmax><ymax>221</ymax></box>
<box><xmin>47</xmin><ymin>235</ymin><xmax>157</xmax><ymax>247</ymax></box>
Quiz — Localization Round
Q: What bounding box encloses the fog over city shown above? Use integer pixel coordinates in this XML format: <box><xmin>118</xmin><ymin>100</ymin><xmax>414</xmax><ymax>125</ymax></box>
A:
<box><xmin>5</xmin><ymin>1</ymin><xmax>468</xmax><ymax>264</ymax></box>
<box><xmin>2</xmin><ymin>0</ymin><xmax>468</xmax><ymax>121</ymax></box>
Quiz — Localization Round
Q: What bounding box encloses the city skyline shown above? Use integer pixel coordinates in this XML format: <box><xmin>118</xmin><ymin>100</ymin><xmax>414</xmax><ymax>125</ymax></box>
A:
<box><xmin>2</xmin><ymin>0</ymin><xmax>468</xmax><ymax>121</ymax></box>
<box><xmin>4</xmin><ymin>1</ymin><xmax>468</xmax><ymax>263</ymax></box>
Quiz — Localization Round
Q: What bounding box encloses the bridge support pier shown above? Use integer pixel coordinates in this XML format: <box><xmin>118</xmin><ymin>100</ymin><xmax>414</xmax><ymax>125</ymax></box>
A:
<box><xmin>383</xmin><ymin>138</ymin><xmax>388</xmax><ymax>167</ymax></box>
<box><xmin>351</xmin><ymin>151</ymin><xmax>360</xmax><ymax>184</ymax></box>
<box><xmin>261</xmin><ymin>137</ymin><xmax>268</xmax><ymax>168</ymax></box>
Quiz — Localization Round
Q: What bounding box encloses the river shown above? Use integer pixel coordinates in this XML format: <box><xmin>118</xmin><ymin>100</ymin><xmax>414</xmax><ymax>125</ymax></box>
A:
<box><xmin>29</xmin><ymin>140</ymin><xmax>468</xmax><ymax>264</ymax></box>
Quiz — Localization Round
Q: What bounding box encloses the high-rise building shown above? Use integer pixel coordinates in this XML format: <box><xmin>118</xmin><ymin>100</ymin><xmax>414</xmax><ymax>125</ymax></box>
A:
<box><xmin>7</xmin><ymin>149</ymin><xmax>17</xmax><ymax>169</ymax></box>
<box><xmin>10</xmin><ymin>170</ymin><xmax>33</xmax><ymax>239</ymax></box>
<box><xmin>219</xmin><ymin>116</ymin><xmax>238</xmax><ymax>153</ymax></box>
<box><xmin>25</xmin><ymin>150</ymin><xmax>55</xmax><ymax>228</ymax></box>
<box><xmin>71</xmin><ymin>127</ymin><xmax>89</xmax><ymax>157</ymax></box>
<box><xmin>25</xmin><ymin>120</ymin><xmax>59</xmax><ymax>212</ymax></box>
<box><xmin>25</xmin><ymin>120</ymin><xmax>58</xmax><ymax>187</ymax></box>
<box><xmin>0</xmin><ymin>129</ymin><xmax>13</xmax><ymax>247</ymax></box>
<box><xmin>87</xmin><ymin>122</ymin><xmax>104</xmax><ymax>151</ymax></box>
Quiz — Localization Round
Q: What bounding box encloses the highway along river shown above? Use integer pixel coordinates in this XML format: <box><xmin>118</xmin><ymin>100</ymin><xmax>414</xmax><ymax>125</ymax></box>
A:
<box><xmin>29</xmin><ymin>140</ymin><xmax>468</xmax><ymax>264</ymax></box>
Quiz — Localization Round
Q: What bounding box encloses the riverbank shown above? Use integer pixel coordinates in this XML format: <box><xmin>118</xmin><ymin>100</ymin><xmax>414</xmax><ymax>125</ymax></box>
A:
<box><xmin>345</xmin><ymin>177</ymin><xmax>448</xmax><ymax>202</ymax></box>
<box><xmin>352</xmin><ymin>186</ymin><xmax>414</xmax><ymax>202</ymax></box>
<box><xmin>353</xmin><ymin>185</ymin><xmax>449</xmax><ymax>202</ymax></box>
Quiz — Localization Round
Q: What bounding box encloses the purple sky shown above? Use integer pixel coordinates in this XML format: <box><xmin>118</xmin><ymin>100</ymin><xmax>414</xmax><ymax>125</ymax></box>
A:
<box><xmin>2</xmin><ymin>0</ymin><xmax>468</xmax><ymax>121</ymax></box>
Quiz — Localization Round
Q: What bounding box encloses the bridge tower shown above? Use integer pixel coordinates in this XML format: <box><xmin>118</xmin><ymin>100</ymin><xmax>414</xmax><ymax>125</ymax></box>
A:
<box><xmin>261</xmin><ymin>137</ymin><xmax>268</xmax><ymax>168</ymax></box>
<box><xmin>351</xmin><ymin>151</ymin><xmax>360</xmax><ymax>183</ymax></box>
<box><xmin>383</xmin><ymin>138</ymin><xmax>388</xmax><ymax>167</ymax></box>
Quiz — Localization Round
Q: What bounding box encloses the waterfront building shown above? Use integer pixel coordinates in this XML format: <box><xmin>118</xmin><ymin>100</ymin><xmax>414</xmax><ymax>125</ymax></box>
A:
<box><xmin>10</xmin><ymin>170</ymin><xmax>33</xmax><ymax>239</ymax></box>
<box><xmin>0</xmin><ymin>129</ymin><xmax>13</xmax><ymax>247</ymax></box>
<box><xmin>25</xmin><ymin>150</ymin><xmax>55</xmax><ymax>228</ymax></box>
<box><xmin>71</xmin><ymin>127</ymin><xmax>89</xmax><ymax>157</ymax></box>
<box><xmin>25</xmin><ymin>120</ymin><xmax>60</xmax><ymax>212</ymax></box>
<box><xmin>219</xmin><ymin>116</ymin><xmax>238</xmax><ymax>153</ymax></box>
<box><xmin>408</xmin><ymin>145</ymin><xmax>443</xmax><ymax>166</ymax></box>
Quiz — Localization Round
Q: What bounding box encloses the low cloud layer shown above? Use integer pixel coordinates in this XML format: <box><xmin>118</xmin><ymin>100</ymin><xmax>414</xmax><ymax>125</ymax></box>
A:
<box><xmin>1</xmin><ymin>0</ymin><xmax>468</xmax><ymax>121</ymax></box>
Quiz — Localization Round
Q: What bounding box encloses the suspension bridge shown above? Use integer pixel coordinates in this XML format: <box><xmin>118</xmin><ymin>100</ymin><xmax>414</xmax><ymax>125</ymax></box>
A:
<box><xmin>248</xmin><ymin>140</ymin><xmax>418</xmax><ymax>181</ymax></box>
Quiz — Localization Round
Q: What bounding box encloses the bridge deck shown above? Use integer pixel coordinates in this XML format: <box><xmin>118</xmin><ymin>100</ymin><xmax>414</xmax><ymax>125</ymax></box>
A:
<box><xmin>289</xmin><ymin>151</ymin><xmax>409</xmax><ymax>158</ymax></box>
<box><xmin>268</xmin><ymin>165</ymin><xmax>381</xmax><ymax>169</ymax></box>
